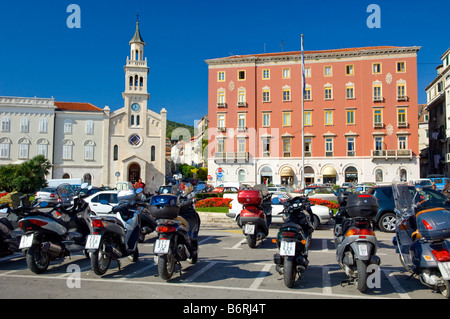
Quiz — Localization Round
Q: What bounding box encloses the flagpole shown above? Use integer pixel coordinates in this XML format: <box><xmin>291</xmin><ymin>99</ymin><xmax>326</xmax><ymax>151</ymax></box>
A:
<box><xmin>301</xmin><ymin>34</ymin><xmax>305</xmax><ymax>190</ymax></box>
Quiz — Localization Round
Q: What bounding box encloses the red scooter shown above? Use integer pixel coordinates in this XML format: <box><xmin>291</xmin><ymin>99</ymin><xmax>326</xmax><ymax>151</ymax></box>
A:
<box><xmin>238</xmin><ymin>185</ymin><xmax>272</xmax><ymax>248</ymax></box>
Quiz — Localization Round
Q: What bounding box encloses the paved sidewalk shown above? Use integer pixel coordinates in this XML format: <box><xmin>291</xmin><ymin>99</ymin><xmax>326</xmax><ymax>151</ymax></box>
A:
<box><xmin>197</xmin><ymin>212</ymin><xmax>238</xmax><ymax>228</ymax></box>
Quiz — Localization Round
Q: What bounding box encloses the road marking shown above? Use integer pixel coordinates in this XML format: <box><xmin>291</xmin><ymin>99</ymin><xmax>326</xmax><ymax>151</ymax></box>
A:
<box><xmin>383</xmin><ymin>269</ymin><xmax>411</xmax><ymax>299</ymax></box>
<box><xmin>182</xmin><ymin>260</ymin><xmax>232</xmax><ymax>283</ymax></box>
<box><xmin>249</xmin><ymin>263</ymin><xmax>272</xmax><ymax>290</ymax></box>
<box><xmin>0</xmin><ymin>273</ymin><xmax>394</xmax><ymax>299</ymax></box>
<box><xmin>223</xmin><ymin>238</ymin><xmax>246</xmax><ymax>250</ymax></box>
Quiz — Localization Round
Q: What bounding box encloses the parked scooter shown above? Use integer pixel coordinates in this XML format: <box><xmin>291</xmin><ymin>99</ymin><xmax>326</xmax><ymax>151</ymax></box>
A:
<box><xmin>0</xmin><ymin>194</ymin><xmax>37</xmax><ymax>257</ymax></box>
<box><xmin>273</xmin><ymin>195</ymin><xmax>314</xmax><ymax>288</ymax></box>
<box><xmin>18</xmin><ymin>183</ymin><xmax>92</xmax><ymax>274</ymax></box>
<box><xmin>392</xmin><ymin>181</ymin><xmax>450</xmax><ymax>298</ymax></box>
<box><xmin>87</xmin><ymin>188</ymin><xmax>143</xmax><ymax>276</ymax></box>
<box><xmin>238</xmin><ymin>184</ymin><xmax>272</xmax><ymax>248</ymax></box>
<box><xmin>150</xmin><ymin>192</ymin><xmax>200</xmax><ymax>280</ymax></box>
<box><xmin>332</xmin><ymin>192</ymin><xmax>381</xmax><ymax>293</ymax></box>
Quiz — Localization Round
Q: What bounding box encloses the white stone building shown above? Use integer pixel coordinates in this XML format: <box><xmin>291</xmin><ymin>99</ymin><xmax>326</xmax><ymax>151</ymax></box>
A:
<box><xmin>0</xmin><ymin>20</ymin><xmax>167</xmax><ymax>192</ymax></box>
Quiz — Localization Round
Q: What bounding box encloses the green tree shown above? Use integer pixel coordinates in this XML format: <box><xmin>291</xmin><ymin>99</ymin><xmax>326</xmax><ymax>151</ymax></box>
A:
<box><xmin>196</xmin><ymin>167</ymin><xmax>208</xmax><ymax>181</ymax></box>
<box><xmin>0</xmin><ymin>156</ymin><xmax>52</xmax><ymax>193</ymax></box>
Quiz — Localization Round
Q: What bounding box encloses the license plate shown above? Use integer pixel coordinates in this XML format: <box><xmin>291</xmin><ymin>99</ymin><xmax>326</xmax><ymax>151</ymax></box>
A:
<box><xmin>19</xmin><ymin>234</ymin><xmax>34</xmax><ymax>249</ymax></box>
<box><xmin>438</xmin><ymin>261</ymin><xmax>450</xmax><ymax>280</ymax></box>
<box><xmin>244</xmin><ymin>224</ymin><xmax>255</xmax><ymax>235</ymax></box>
<box><xmin>85</xmin><ymin>235</ymin><xmax>102</xmax><ymax>250</ymax></box>
<box><xmin>154</xmin><ymin>239</ymin><xmax>170</xmax><ymax>254</ymax></box>
<box><xmin>358</xmin><ymin>244</ymin><xmax>369</xmax><ymax>257</ymax></box>
<box><xmin>280</xmin><ymin>241</ymin><xmax>296</xmax><ymax>256</ymax></box>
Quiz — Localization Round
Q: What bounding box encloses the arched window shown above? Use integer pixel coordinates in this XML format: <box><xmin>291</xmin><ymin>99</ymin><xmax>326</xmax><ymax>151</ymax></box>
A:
<box><xmin>83</xmin><ymin>173</ymin><xmax>92</xmax><ymax>185</ymax></box>
<box><xmin>113</xmin><ymin>145</ymin><xmax>118</xmax><ymax>161</ymax></box>
<box><xmin>135</xmin><ymin>75</ymin><xmax>139</xmax><ymax>87</ymax></box>
<box><xmin>129</xmin><ymin>76</ymin><xmax>133</xmax><ymax>87</ymax></box>
<box><xmin>140</xmin><ymin>77</ymin><xmax>143</xmax><ymax>87</ymax></box>
<box><xmin>131</xmin><ymin>115</ymin><xmax>135</xmax><ymax>126</ymax></box>
<box><xmin>136</xmin><ymin>115</ymin><xmax>140</xmax><ymax>126</ymax></box>
<box><xmin>151</xmin><ymin>146</ymin><xmax>156</xmax><ymax>161</ymax></box>
<box><xmin>375</xmin><ymin>169</ymin><xmax>383</xmax><ymax>182</ymax></box>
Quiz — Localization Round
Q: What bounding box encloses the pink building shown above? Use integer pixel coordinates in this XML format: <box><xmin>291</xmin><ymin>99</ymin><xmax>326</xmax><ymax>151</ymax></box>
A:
<box><xmin>206</xmin><ymin>46</ymin><xmax>421</xmax><ymax>186</ymax></box>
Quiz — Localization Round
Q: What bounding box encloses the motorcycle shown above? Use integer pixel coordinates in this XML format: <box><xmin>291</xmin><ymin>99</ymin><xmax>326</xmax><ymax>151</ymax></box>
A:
<box><xmin>238</xmin><ymin>184</ymin><xmax>272</xmax><ymax>248</ymax></box>
<box><xmin>86</xmin><ymin>188</ymin><xmax>143</xmax><ymax>276</ymax></box>
<box><xmin>150</xmin><ymin>192</ymin><xmax>200</xmax><ymax>280</ymax></box>
<box><xmin>0</xmin><ymin>194</ymin><xmax>37</xmax><ymax>257</ymax></box>
<box><xmin>18</xmin><ymin>183</ymin><xmax>92</xmax><ymax>274</ymax></box>
<box><xmin>332</xmin><ymin>192</ymin><xmax>380</xmax><ymax>293</ymax></box>
<box><xmin>392</xmin><ymin>181</ymin><xmax>450</xmax><ymax>298</ymax></box>
<box><xmin>273</xmin><ymin>195</ymin><xmax>314</xmax><ymax>288</ymax></box>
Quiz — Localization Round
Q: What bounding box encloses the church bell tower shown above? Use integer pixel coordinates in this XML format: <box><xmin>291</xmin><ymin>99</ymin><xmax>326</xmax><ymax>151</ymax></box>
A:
<box><xmin>123</xmin><ymin>18</ymin><xmax>149</xmax><ymax>129</ymax></box>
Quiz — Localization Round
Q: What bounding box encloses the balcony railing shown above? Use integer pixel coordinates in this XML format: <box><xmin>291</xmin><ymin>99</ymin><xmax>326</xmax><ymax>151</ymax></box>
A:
<box><xmin>214</xmin><ymin>152</ymin><xmax>249</xmax><ymax>163</ymax></box>
<box><xmin>397</xmin><ymin>95</ymin><xmax>409</xmax><ymax>102</ymax></box>
<box><xmin>371</xmin><ymin>149</ymin><xmax>412</xmax><ymax>159</ymax></box>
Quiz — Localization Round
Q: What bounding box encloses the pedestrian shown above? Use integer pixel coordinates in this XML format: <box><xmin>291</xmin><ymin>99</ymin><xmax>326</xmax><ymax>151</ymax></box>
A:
<box><xmin>432</xmin><ymin>182</ymin><xmax>437</xmax><ymax>190</ymax></box>
<box><xmin>442</xmin><ymin>179</ymin><xmax>450</xmax><ymax>199</ymax></box>
<box><xmin>134</xmin><ymin>178</ymin><xmax>146</xmax><ymax>192</ymax></box>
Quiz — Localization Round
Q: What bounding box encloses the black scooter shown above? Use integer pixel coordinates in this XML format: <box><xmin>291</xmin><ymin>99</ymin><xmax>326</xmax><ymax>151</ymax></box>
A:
<box><xmin>18</xmin><ymin>183</ymin><xmax>92</xmax><ymax>274</ymax></box>
<box><xmin>150</xmin><ymin>193</ymin><xmax>200</xmax><ymax>280</ymax></box>
<box><xmin>273</xmin><ymin>196</ymin><xmax>314</xmax><ymax>288</ymax></box>
<box><xmin>0</xmin><ymin>194</ymin><xmax>37</xmax><ymax>257</ymax></box>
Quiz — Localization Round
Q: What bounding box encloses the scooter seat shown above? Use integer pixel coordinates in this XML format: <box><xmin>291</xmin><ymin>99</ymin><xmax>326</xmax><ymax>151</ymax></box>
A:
<box><xmin>283</xmin><ymin>222</ymin><xmax>302</xmax><ymax>231</ymax></box>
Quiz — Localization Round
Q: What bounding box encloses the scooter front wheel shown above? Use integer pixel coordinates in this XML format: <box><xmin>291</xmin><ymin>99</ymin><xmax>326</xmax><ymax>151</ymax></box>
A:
<box><xmin>26</xmin><ymin>243</ymin><xmax>50</xmax><ymax>274</ymax></box>
<box><xmin>90</xmin><ymin>238</ymin><xmax>112</xmax><ymax>276</ymax></box>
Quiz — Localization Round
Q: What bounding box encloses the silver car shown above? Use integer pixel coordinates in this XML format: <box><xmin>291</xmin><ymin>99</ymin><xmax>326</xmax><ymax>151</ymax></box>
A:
<box><xmin>35</xmin><ymin>187</ymin><xmax>59</xmax><ymax>205</ymax></box>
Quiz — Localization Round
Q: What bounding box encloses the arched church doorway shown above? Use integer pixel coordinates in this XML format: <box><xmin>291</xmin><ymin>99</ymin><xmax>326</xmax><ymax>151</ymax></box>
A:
<box><xmin>128</xmin><ymin>163</ymin><xmax>141</xmax><ymax>184</ymax></box>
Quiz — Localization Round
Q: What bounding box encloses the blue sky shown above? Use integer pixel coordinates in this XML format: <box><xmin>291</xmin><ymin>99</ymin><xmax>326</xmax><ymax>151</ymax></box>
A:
<box><xmin>0</xmin><ymin>0</ymin><xmax>446</xmax><ymax>125</ymax></box>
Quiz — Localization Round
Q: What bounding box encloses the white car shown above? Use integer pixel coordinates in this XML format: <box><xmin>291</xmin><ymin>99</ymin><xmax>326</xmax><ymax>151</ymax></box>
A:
<box><xmin>85</xmin><ymin>190</ymin><xmax>119</xmax><ymax>215</ymax></box>
<box><xmin>226</xmin><ymin>193</ymin><xmax>331</xmax><ymax>229</ymax></box>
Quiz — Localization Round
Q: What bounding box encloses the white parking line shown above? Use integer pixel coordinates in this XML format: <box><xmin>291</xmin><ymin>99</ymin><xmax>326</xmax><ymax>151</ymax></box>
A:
<box><xmin>383</xmin><ymin>269</ymin><xmax>411</xmax><ymax>299</ymax></box>
<box><xmin>182</xmin><ymin>260</ymin><xmax>231</xmax><ymax>283</ymax></box>
<box><xmin>249</xmin><ymin>264</ymin><xmax>272</xmax><ymax>290</ymax></box>
<box><xmin>223</xmin><ymin>238</ymin><xmax>246</xmax><ymax>250</ymax></box>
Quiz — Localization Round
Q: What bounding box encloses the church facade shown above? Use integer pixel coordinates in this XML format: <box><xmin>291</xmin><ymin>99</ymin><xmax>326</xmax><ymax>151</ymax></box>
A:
<box><xmin>0</xmin><ymin>21</ymin><xmax>167</xmax><ymax>192</ymax></box>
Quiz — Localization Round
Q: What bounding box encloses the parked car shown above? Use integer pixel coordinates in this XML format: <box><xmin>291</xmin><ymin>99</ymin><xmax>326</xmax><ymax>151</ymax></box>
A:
<box><xmin>410</xmin><ymin>178</ymin><xmax>433</xmax><ymax>189</ymax></box>
<box><xmin>427</xmin><ymin>176</ymin><xmax>450</xmax><ymax>191</ymax></box>
<box><xmin>266</xmin><ymin>185</ymin><xmax>295</xmax><ymax>194</ymax></box>
<box><xmin>212</xmin><ymin>187</ymin><xmax>239</xmax><ymax>193</ymax></box>
<box><xmin>298</xmin><ymin>186</ymin><xmax>338</xmax><ymax>201</ymax></box>
<box><xmin>85</xmin><ymin>190</ymin><xmax>119</xmax><ymax>214</ymax></box>
<box><xmin>35</xmin><ymin>187</ymin><xmax>59</xmax><ymax>205</ymax></box>
<box><xmin>226</xmin><ymin>193</ymin><xmax>331</xmax><ymax>229</ymax></box>
<box><xmin>367</xmin><ymin>185</ymin><xmax>450</xmax><ymax>232</ymax></box>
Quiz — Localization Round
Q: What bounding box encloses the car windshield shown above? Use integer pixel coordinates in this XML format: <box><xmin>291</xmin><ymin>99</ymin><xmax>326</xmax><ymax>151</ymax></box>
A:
<box><xmin>412</xmin><ymin>187</ymin><xmax>447</xmax><ymax>206</ymax></box>
<box><xmin>41</xmin><ymin>187</ymin><xmax>56</xmax><ymax>193</ymax></box>
<box><xmin>416</xmin><ymin>180</ymin><xmax>432</xmax><ymax>186</ymax></box>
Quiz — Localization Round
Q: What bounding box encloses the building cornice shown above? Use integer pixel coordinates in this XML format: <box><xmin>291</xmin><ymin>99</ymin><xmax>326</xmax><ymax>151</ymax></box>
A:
<box><xmin>205</xmin><ymin>46</ymin><xmax>421</xmax><ymax>66</ymax></box>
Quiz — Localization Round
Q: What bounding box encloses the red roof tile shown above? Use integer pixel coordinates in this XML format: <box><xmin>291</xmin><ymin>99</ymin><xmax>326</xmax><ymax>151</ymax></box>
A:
<box><xmin>55</xmin><ymin>101</ymin><xmax>103</xmax><ymax>112</ymax></box>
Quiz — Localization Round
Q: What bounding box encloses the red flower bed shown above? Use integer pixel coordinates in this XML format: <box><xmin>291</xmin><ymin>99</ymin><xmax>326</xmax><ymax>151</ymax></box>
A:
<box><xmin>195</xmin><ymin>197</ymin><xmax>233</xmax><ymax>208</ymax></box>
<box><xmin>309</xmin><ymin>198</ymin><xmax>339</xmax><ymax>210</ymax></box>
<box><xmin>0</xmin><ymin>193</ymin><xmax>8</xmax><ymax>198</ymax></box>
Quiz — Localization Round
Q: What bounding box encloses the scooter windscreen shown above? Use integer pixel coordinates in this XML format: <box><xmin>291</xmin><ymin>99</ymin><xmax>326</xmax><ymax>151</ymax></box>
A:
<box><xmin>392</xmin><ymin>179</ymin><xmax>414</xmax><ymax>218</ymax></box>
<box><xmin>57</xmin><ymin>183</ymin><xmax>76</xmax><ymax>207</ymax></box>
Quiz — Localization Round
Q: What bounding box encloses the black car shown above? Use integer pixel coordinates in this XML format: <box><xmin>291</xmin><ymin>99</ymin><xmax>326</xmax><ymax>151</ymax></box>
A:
<box><xmin>367</xmin><ymin>185</ymin><xmax>450</xmax><ymax>232</ymax></box>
